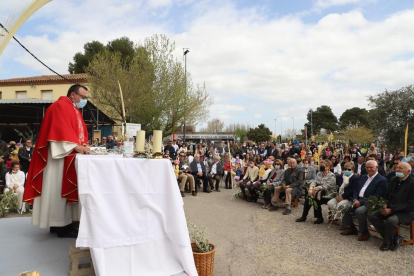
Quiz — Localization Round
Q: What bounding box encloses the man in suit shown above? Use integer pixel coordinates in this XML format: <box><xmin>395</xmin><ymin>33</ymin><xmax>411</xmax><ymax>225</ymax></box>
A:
<box><xmin>341</xmin><ymin>160</ymin><xmax>388</xmax><ymax>241</ymax></box>
<box><xmin>190</xmin><ymin>154</ymin><xmax>209</xmax><ymax>193</ymax></box>
<box><xmin>266</xmin><ymin>142</ymin><xmax>281</xmax><ymax>159</ymax></box>
<box><xmin>18</xmin><ymin>139</ymin><xmax>33</xmax><ymax>174</ymax></box>
<box><xmin>164</xmin><ymin>140</ymin><xmax>177</xmax><ymax>160</ymax></box>
<box><xmin>368</xmin><ymin>162</ymin><xmax>414</xmax><ymax>251</ymax></box>
<box><xmin>269</xmin><ymin>159</ymin><xmax>303</xmax><ymax>215</ymax></box>
<box><xmin>361</xmin><ymin>154</ymin><xmax>386</xmax><ymax>177</ymax></box>
<box><xmin>208</xmin><ymin>155</ymin><xmax>223</xmax><ymax>192</ymax></box>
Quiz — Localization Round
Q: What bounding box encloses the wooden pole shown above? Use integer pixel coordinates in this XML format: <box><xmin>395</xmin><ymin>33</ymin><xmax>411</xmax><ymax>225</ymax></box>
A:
<box><xmin>118</xmin><ymin>80</ymin><xmax>127</xmax><ymax>141</ymax></box>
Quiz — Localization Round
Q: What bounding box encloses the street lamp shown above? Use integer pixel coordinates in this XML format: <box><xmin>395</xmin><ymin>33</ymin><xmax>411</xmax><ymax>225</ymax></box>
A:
<box><xmin>291</xmin><ymin>117</ymin><xmax>294</xmax><ymax>139</ymax></box>
<box><xmin>310</xmin><ymin>109</ymin><xmax>313</xmax><ymax>136</ymax></box>
<box><xmin>280</xmin><ymin>122</ymin><xmax>282</xmax><ymax>143</ymax></box>
<box><xmin>274</xmin><ymin>118</ymin><xmax>277</xmax><ymax>141</ymax></box>
<box><xmin>183</xmin><ymin>48</ymin><xmax>189</xmax><ymax>142</ymax></box>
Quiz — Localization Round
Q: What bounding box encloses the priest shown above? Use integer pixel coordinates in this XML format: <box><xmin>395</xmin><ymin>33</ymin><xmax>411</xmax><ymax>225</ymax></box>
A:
<box><xmin>23</xmin><ymin>84</ymin><xmax>90</xmax><ymax>238</ymax></box>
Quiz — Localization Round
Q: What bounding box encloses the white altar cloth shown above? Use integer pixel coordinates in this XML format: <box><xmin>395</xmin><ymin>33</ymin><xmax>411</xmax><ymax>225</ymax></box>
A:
<box><xmin>76</xmin><ymin>155</ymin><xmax>197</xmax><ymax>276</ymax></box>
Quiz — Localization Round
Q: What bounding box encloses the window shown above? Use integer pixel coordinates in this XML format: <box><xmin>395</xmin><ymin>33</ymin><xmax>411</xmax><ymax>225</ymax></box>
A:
<box><xmin>16</xmin><ymin>91</ymin><xmax>27</xmax><ymax>99</ymax></box>
<box><xmin>41</xmin><ymin>90</ymin><xmax>53</xmax><ymax>100</ymax></box>
<box><xmin>0</xmin><ymin>92</ymin><xmax>2</xmax><ymax>99</ymax></box>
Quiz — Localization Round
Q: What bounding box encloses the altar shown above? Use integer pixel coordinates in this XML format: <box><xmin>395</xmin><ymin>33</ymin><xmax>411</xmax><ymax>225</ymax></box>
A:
<box><xmin>75</xmin><ymin>155</ymin><xmax>197</xmax><ymax>276</ymax></box>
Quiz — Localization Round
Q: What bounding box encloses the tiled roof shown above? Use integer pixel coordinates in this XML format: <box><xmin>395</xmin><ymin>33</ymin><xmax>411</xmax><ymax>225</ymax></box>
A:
<box><xmin>0</xmin><ymin>73</ymin><xmax>88</xmax><ymax>86</ymax></box>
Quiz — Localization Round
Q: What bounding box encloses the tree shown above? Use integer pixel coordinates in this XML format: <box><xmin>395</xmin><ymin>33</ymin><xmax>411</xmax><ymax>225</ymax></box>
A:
<box><xmin>339</xmin><ymin>107</ymin><xmax>370</xmax><ymax>128</ymax></box>
<box><xmin>306</xmin><ymin>105</ymin><xmax>338</xmax><ymax>135</ymax></box>
<box><xmin>68</xmin><ymin>37</ymin><xmax>135</xmax><ymax>74</ymax></box>
<box><xmin>284</xmin><ymin>129</ymin><xmax>297</xmax><ymax>141</ymax></box>
<box><xmin>206</xmin><ymin>118</ymin><xmax>224</xmax><ymax>133</ymax></box>
<box><xmin>246</xmin><ymin>124</ymin><xmax>272</xmax><ymax>143</ymax></box>
<box><xmin>368</xmin><ymin>85</ymin><xmax>414</xmax><ymax>151</ymax></box>
<box><xmin>87</xmin><ymin>34</ymin><xmax>212</xmax><ymax>136</ymax></box>
<box><xmin>336</xmin><ymin>126</ymin><xmax>375</xmax><ymax>144</ymax></box>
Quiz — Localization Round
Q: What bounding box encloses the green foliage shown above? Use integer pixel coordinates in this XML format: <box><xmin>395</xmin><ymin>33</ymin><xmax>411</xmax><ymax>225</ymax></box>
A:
<box><xmin>336</xmin><ymin>126</ymin><xmax>375</xmax><ymax>144</ymax></box>
<box><xmin>0</xmin><ymin>190</ymin><xmax>18</xmax><ymax>217</ymax></box>
<box><xmin>246</xmin><ymin>124</ymin><xmax>272</xmax><ymax>143</ymax></box>
<box><xmin>187</xmin><ymin>219</ymin><xmax>212</xmax><ymax>253</ymax></box>
<box><xmin>365</xmin><ymin>196</ymin><xmax>388</xmax><ymax>214</ymax></box>
<box><xmin>14</xmin><ymin>127</ymin><xmax>36</xmax><ymax>141</ymax></box>
<box><xmin>307</xmin><ymin>105</ymin><xmax>338</xmax><ymax>135</ymax></box>
<box><xmin>368</xmin><ymin>85</ymin><xmax>414</xmax><ymax>152</ymax></box>
<box><xmin>339</xmin><ymin>107</ymin><xmax>370</xmax><ymax>128</ymax></box>
<box><xmin>308</xmin><ymin>195</ymin><xmax>318</xmax><ymax>210</ymax></box>
<box><xmin>225</xmin><ymin>123</ymin><xmax>252</xmax><ymax>143</ymax></box>
<box><xmin>87</xmin><ymin>34</ymin><xmax>212</xmax><ymax>136</ymax></box>
<box><xmin>206</xmin><ymin>118</ymin><xmax>225</xmax><ymax>133</ymax></box>
<box><xmin>68</xmin><ymin>37</ymin><xmax>135</xmax><ymax>74</ymax></box>
<box><xmin>261</xmin><ymin>184</ymin><xmax>269</xmax><ymax>197</ymax></box>
<box><xmin>328</xmin><ymin>203</ymin><xmax>349</xmax><ymax>229</ymax></box>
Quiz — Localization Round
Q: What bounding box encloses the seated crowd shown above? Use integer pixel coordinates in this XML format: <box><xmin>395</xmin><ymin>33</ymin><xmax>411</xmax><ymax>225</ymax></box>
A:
<box><xmin>1</xmin><ymin>134</ymin><xmax>414</xmax><ymax>252</ymax></box>
<box><xmin>162</xmin><ymin>139</ymin><xmax>414</xmax><ymax>252</ymax></box>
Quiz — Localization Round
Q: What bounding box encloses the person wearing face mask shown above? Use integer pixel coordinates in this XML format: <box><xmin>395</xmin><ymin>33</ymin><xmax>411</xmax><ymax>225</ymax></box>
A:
<box><xmin>5</xmin><ymin>162</ymin><xmax>25</xmax><ymax>214</ymax></box>
<box><xmin>296</xmin><ymin>160</ymin><xmax>337</xmax><ymax>224</ymax></box>
<box><xmin>281</xmin><ymin>146</ymin><xmax>290</xmax><ymax>164</ymax></box>
<box><xmin>301</xmin><ymin>159</ymin><xmax>317</xmax><ymax>190</ymax></box>
<box><xmin>238</xmin><ymin>160</ymin><xmax>259</xmax><ymax>201</ymax></box>
<box><xmin>23</xmin><ymin>84</ymin><xmax>90</xmax><ymax>238</ymax></box>
<box><xmin>269</xmin><ymin>159</ymin><xmax>303</xmax><ymax>215</ymax></box>
<box><xmin>368</xmin><ymin>162</ymin><xmax>414</xmax><ymax>251</ymax></box>
<box><xmin>341</xmin><ymin>160</ymin><xmax>388</xmax><ymax>241</ymax></box>
<box><xmin>327</xmin><ymin>162</ymin><xmax>359</xmax><ymax>228</ymax></box>
<box><xmin>262</xmin><ymin>160</ymin><xmax>285</xmax><ymax>209</ymax></box>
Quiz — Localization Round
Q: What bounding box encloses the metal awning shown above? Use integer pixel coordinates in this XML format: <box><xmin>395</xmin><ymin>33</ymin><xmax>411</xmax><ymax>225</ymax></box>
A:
<box><xmin>0</xmin><ymin>98</ymin><xmax>115</xmax><ymax>125</ymax></box>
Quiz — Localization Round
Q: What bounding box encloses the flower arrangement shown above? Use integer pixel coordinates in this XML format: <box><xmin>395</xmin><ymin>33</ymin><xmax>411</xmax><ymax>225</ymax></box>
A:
<box><xmin>187</xmin><ymin>219</ymin><xmax>213</xmax><ymax>253</ymax></box>
<box><xmin>0</xmin><ymin>190</ymin><xmax>18</xmax><ymax>217</ymax></box>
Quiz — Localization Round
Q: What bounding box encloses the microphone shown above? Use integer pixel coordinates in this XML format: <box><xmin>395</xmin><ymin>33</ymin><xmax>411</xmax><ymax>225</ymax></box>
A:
<box><xmin>86</xmin><ymin>105</ymin><xmax>98</xmax><ymax>128</ymax></box>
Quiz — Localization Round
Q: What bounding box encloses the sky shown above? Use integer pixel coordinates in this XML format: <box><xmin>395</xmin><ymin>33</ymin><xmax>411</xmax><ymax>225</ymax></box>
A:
<box><xmin>1</xmin><ymin>0</ymin><xmax>414</xmax><ymax>136</ymax></box>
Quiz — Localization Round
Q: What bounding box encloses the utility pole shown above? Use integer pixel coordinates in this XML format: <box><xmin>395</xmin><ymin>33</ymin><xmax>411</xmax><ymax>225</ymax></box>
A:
<box><xmin>274</xmin><ymin>118</ymin><xmax>277</xmax><ymax>142</ymax></box>
<box><xmin>310</xmin><ymin>109</ymin><xmax>313</xmax><ymax>136</ymax></box>
<box><xmin>280</xmin><ymin>122</ymin><xmax>282</xmax><ymax>143</ymax></box>
<box><xmin>291</xmin><ymin>117</ymin><xmax>294</xmax><ymax>140</ymax></box>
<box><xmin>183</xmin><ymin>48</ymin><xmax>189</xmax><ymax>142</ymax></box>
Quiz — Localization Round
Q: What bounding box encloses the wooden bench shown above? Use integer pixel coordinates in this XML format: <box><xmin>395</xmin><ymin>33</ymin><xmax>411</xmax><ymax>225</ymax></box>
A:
<box><xmin>356</xmin><ymin>221</ymin><xmax>414</xmax><ymax>247</ymax></box>
<box><xmin>397</xmin><ymin>222</ymin><xmax>414</xmax><ymax>246</ymax></box>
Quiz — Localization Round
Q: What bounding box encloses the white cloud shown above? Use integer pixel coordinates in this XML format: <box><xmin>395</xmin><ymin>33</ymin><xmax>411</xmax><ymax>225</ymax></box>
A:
<box><xmin>314</xmin><ymin>0</ymin><xmax>362</xmax><ymax>8</ymax></box>
<box><xmin>254</xmin><ymin>114</ymin><xmax>262</xmax><ymax>119</ymax></box>
<box><xmin>1</xmin><ymin>0</ymin><xmax>414</xmax><ymax>132</ymax></box>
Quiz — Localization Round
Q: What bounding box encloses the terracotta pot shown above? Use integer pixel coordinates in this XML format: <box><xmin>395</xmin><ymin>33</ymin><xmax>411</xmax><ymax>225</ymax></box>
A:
<box><xmin>191</xmin><ymin>243</ymin><xmax>215</xmax><ymax>276</ymax></box>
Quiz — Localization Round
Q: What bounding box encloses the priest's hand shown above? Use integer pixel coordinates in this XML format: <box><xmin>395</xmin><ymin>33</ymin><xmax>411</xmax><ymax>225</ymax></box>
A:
<box><xmin>75</xmin><ymin>145</ymin><xmax>90</xmax><ymax>154</ymax></box>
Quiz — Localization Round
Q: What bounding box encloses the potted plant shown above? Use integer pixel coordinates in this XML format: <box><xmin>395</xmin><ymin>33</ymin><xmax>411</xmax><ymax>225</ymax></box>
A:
<box><xmin>0</xmin><ymin>190</ymin><xmax>19</xmax><ymax>217</ymax></box>
<box><xmin>187</xmin><ymin>220</ymin><xmax>216</xmax><ymax>276</ymax></box>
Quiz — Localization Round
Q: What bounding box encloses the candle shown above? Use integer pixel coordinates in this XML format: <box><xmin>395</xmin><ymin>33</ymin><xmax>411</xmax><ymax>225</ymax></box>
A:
<box><xmin>136</xmin><ymin>130</ymin><xmax>145</xmax><ymax>151</ymax></box>
<box><xmin>153</xmin><ymin>130</ymin><xmax>162</xmax><ymax>153</ymax></box>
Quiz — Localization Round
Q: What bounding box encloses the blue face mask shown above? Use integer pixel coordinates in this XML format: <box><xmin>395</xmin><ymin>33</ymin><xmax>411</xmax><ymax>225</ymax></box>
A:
<box><xmin>344</xmin><ymin>170</ymin><xmax>352</xmax><ymax>177</ymax></box>
<box><xmin>395</xmin><ymin>172</ymin><xmax>405</xmax><ymax>178</ymax></box>
<box><xmin>303</xmin><ymin>165</ymin><xmax>309</xmax><ymax>168</ymax></box>
<box><xmin>275</xmin><ymin>165</ymin><xmax>280</xmax><ymax>169</ymax></box>
<box><xmin>76</xmin><ymin>99</ymin><xmax>87</xmax><ymax>109</ymax></box>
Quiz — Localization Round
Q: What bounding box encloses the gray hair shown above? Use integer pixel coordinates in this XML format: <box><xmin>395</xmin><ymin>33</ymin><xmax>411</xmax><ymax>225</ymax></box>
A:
<box><xmin>399</xmin><ymin>162</ymin><xmax>412</xmax><ymax>171</ymax></box>
<box><xmin>366</xmin><ymin>160</ymin><xmax>378</xmax><ymax>167</ymax></box>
